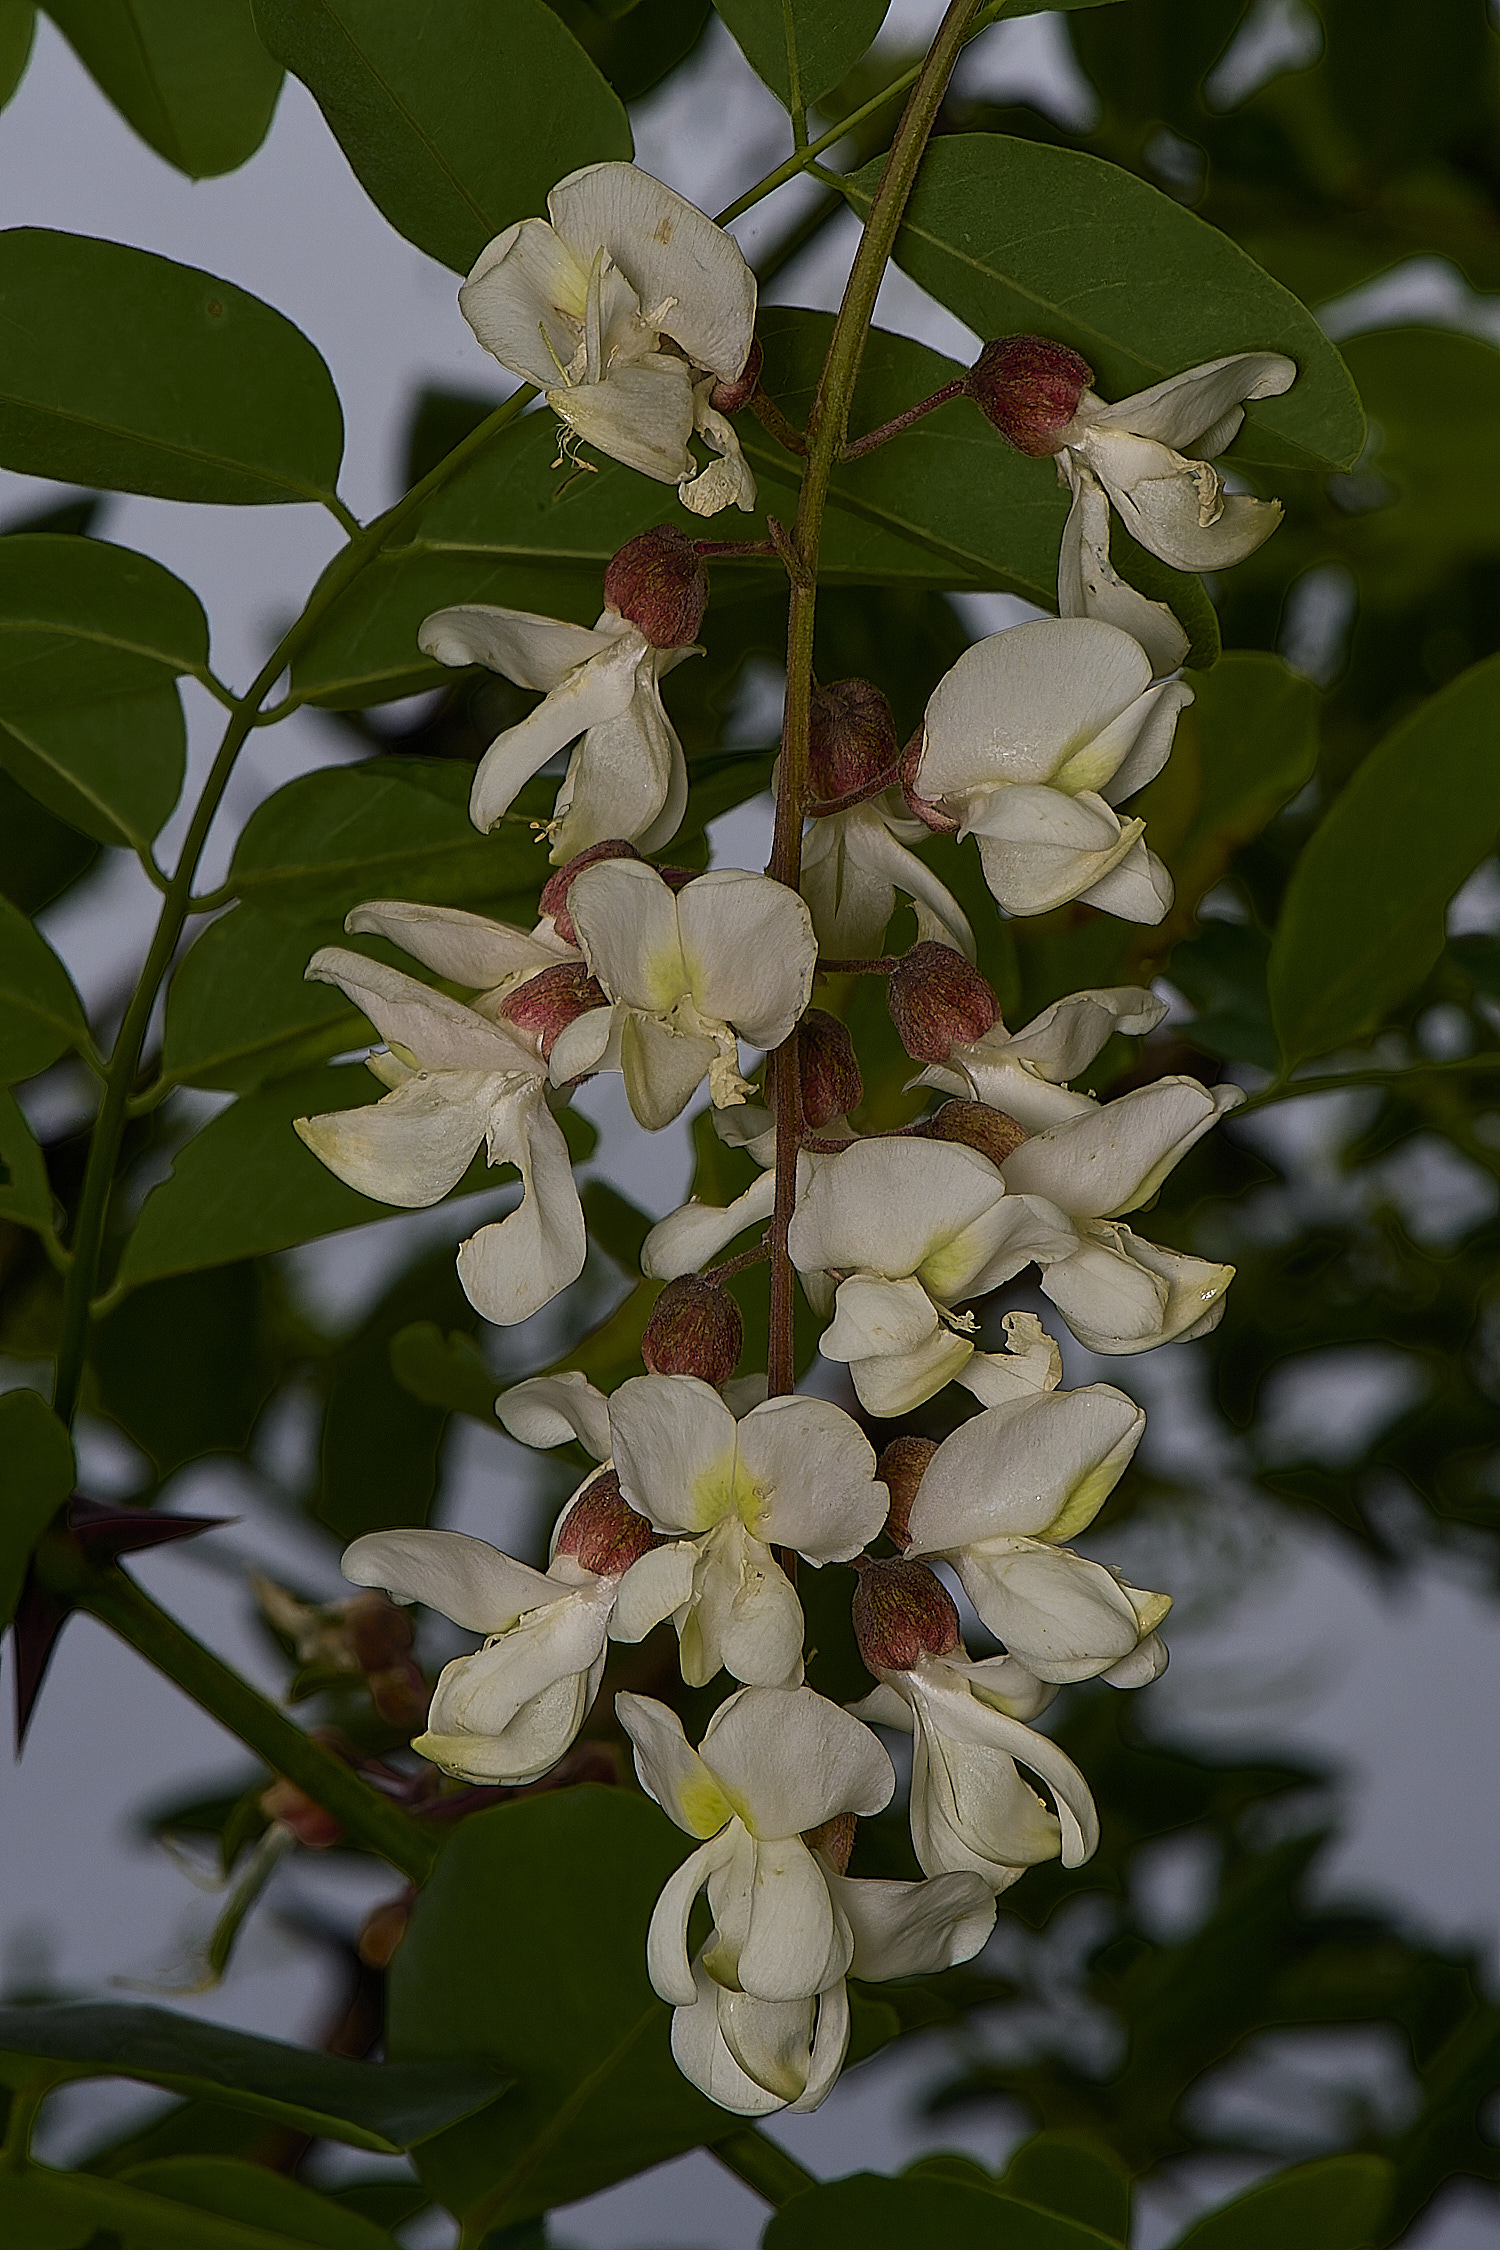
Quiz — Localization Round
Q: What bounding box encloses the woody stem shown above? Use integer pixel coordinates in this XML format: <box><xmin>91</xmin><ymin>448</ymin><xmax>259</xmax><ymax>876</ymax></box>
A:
<box><xmin>840</xmin><ymin>377</ymin><xmax>968</xmax><ymax>459</ymax></box>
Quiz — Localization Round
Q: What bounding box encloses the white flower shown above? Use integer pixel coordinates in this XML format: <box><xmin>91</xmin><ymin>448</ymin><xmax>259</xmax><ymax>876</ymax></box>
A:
<box><xmin>496</xmin><ymin>1369</ymin><xmax>612</xmax><ymax>1459</ymax></box>
<box><xmin>1055</xmin><ymin>465</ymin><xmax>1192</xmax><ymax>678</ymax></box>
<box><xmin>342</xmin><ymin>1472</ymin><xmax>654</xmax><ymax>1783</ymax></box>
<box><xmin>902</xmin><ymin>1385</ymin><xmax>1170</xmax><ymax>1683</ymax></box>
<box><xmin>459</xmin><ymin>161</ymin><xmax>758</xmax><ymax>514</ymax></box>
<box><xmin>547</xmin><ymin>859</ymin><xmax>817</xmax><ymax>1129</ymax></box>
<box><xmin>293</xmin><ymin>938</ymin><xmax>587</xmax><ymax>1327</ymax></box>
<box><xmin>914</xmin><ymin>982</ymin><xmax>1167</xmax><ymax>1130</ymax></box>
<box><xmin>606</xmin><ymin>1375</ymin><xmax>886</xmax><ymax>1686</ymax></box>
<box><xmin>801</xmin><ymin>793</ymin><xmax>974</xmax><ymax>960</ymax></box>
<box><xmin>997</xmin><ymin>1077</ymin><xmax>1245</xmax><ymax>1353</ymax></box>
<box><xmin>418</xmin><ymin>602</ymin><xmax>694</xmax><ymax>855</ymax></box>
<box><xmin>785</xmin><ymin>1135</ymin><xmax>1076</xmax><ymax>1415</ymax></box>
<box><xmin>913</xmin><ymin>618</ymin><xmax>1192</xmax><ymax>922</ymax></box>
<box><xmin>1058</xmin><ymin>352</ymin><xmax>1297</xmax><ymax>580</ymax></box>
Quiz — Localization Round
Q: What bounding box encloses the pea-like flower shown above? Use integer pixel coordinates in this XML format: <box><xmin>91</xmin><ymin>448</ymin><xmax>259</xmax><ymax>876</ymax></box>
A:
<box><xmin>606</xmin><ymin>1375</ymin><xmax>887</xmax><ymax>1686</ymax></box>
<box><xmin>546</xmin><ymin>858</ymin><xmax>818</xmax><ymax>1129</ymax></box>
<box><xmin>911</xmin><ymin>979</ymin><xmax>1167</xmax><ymax>1131</ymax></box>
<box><xmin>342</xmin><ymin>1469</ymin><xmax>656</xmax><ymax>1784</ymax></box>
<box><xmin>459</xmin><ymin>161</ymin><xmax>758</xmax><ymax>513</ymax></box>
<box><xmin>801</xmin><ymin>793</ymin><xmax>974</xmax><ymax>960</ymax></box>
<box><xmin>294</xmin><ymin>918</ymin><xmax>599</xmax><ymax>1327</ymax></box>
<box><xmin>910</xmin><ymin>618</ymin><xmax>1192</xmax><ymax>922</ymax></box>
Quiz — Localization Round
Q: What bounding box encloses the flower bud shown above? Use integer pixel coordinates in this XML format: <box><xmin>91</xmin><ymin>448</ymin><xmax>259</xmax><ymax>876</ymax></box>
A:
<box><xmin>604</xmin><ymin>526</ymin><xmax>709</xmax><ymax>649</ymax></box>
<box><xmin>539</xmin><ymin>839</ymin><xmax>641</xmax><ymax>945</ymax></box>
<box><xmin>802</xmin><ymin>1810</ymin><xmax>857</xmax><ymax>1872</ymax></box>
<box><xmin>898</xmin><ymin>727</ymin><xmax>959</xmax><ymax>835</ymax></box>
<box><xmin>798</xmin><ymin>1009</ymin><xmax>863</xmax><ymax>1128</ymax></box>
<box><xmin>852</xmin><ymin>1556</ymin><xmax>961</xmax><ymax>1672</ymax></box>
<box><xmin>358</xmin><ymin>1890</ymin><xmax>414</xmax><ymax>1969</ymax></box>
<box><xmin>708</xmin><ymin>336</ymin><xmax>762</xmax><ymax>416</ymax></box>
<box><xmin>808</xmin><ymin>678</ymin><xmax>898</xmax><ymax>807</ymax></box>
<box><xmin>641</xmin><ymin>1275</ymin><xmax>744</xmax><ymax>1387</ymax></box>
<box><xmin>344</xmin><ymin>1590</ymin><xmax>415</xmax><ymax>1674</ymax></box>
<box><xmin>367</xmin><ymin>1659</ymin><xmax>430</xmax><ymax>1733</ymax></box>
<box><xmin>554</xmin><ymin>1467</ymin><xmax>658</xmax><ymax>1577</ymax></box>
<box><xmin>916</xmin><ymin>1099</ymin><xmax>1027</xmax><ymax>1169</ymax></box>
<box><xmin>966</xmin><ymin>335</ymin><xmax>1093</xmax><ymax>457</ymax></box>
<box><xmin>496</xmin><ymin>960</ymin><xmax>609</xmax><ymax>1059</ymax></box>
<box><xmin>260</xmin><ymin>1779</ymin><xmax>343</xmax><ymax>1851</ymax></box>
<box><xmin>877</xmin><ymin>1435</ymin><xmax>939</xmax><ymax>1550</ymax></box>
<box><xmin>887</xmin><ymin>942</ymin><xmax>999</xmax><ymax>1064</ymax></box>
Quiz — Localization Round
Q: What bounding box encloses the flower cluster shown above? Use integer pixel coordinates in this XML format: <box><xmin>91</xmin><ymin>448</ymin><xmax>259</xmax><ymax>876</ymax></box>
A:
<box><xmin>287</xmin><ymin>158</ymin><xmax>1289</xmax><ymax>2118</ymax></box>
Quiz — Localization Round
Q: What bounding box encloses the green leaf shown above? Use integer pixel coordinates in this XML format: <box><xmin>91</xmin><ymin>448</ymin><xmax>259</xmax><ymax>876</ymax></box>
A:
<box><xmin>0</xmin><ymin>891</ymin><xmax>90</xmax><ymax>1082</ymax></box>
<box><xmin>0</xmin><ymin>1085</ymin><xmax>57</xmax><ymax>1238</ymax></box>
<box><xmin>0</xmin><ymin>766</ymin><xmax>99</xmax><ymax>913</ymax></box>
<box><xmin>390</xmin><ymin>1320</ymin><xmax>501</xmax><ymax>1421</ymax></box>
<box><xmin>1001</xmin><ymin>2134</ymin><xmax>1130</xmax><ymax>2241</ymax></box>
<box><xmin>1269</xmin><ymin>653</ymin><xmax>1500</xmax><ymax>1069</ymax></box>
<box><xmin>162</xmin><ymin>908</ymin><xmax>371</xmax><ymax>1094</ymax></box>
<box><xmin>1170</xmin><ymin>918</ymin><xmax>1276</xmax><ymax>1072</ymax></box>
<box><xmin>91</xmin><ymin>1264</ymin><xmax>278</xmax><ymax>1476</ymax></box>
<box><xmin>115</xmin><ymin>1061</ymin><xmax>497</xmax><ymax>1287</ymax></box>
<box><xmin>253</xmin><ymin>0</ymin><xmax>631</xmax><ymax>275</ymax></box>
<box><xmin>0</xmin><ymin>687</ymin><xmax>186</xmax><ymax>853</ymax></box>
<box><xmin>0</xmin><ymin>536</ymin><xmax>210</xmax><ymax>703</ymax></box>
<box><xmin>545</xmin><ymin>0</ymin><xmax>710</xmax><ymax>103</ymax></box>
<box><xmin>120</xmin><ymin>2159</ymin><xmax>398</xmax><ymax>2249</ymax></box>
<box><xmin>0</xmin><ymin>2174</ymin><xmax>93</xmax><ymax>2250</ymax></box>
<box><xmin>0</xmin><ymin>229</ymin><xmax>344</xmax><ymax>504</ymax></box>
<box><xmin>1335</xmin><ymin>328</ymin><xmax>1500</xmax><ymax>597</ymax></box>
<box><xmin>226</xmin><ymin>758</ymin><xmax>546</xmax><ymax>917</ymax></box>
<box><xmin>1169</xmin><ymin>2156</ymin><xmax>1393</xmax><ymax>2250</ymax></box>
<box><xmin>387</xmin><ymin>1788</ymin><xmax>725</xmax><ymax>2232</ymax></box>
<box><xmin>0</xmin><ymin>3</ymin><xmax>33</xmax><ymax>111</ymax></box>
<box><xmin>712</xmin><ymin>0</ymin><xmax>889</xmax><ymax>110</ymax></box>
<box><xmin>43</xmin><ymin>2</ymin><xmax>283</xmax><ymax>179</ymax></box>
<box><xmin>0</xmin><ymin>2002</ymin><xmax>508</xmax><ymax>2152</ymax></box>
<box><xmin>842</xmin><ymin>137</ymin><xmax>1365</xmax><ymax>473</ymax></box>
<box><xmin>0</xmin><ymin>1387</ymin><xmax>74</xmax><ymax>1631</ymax></box>
<box><xmin>764</xmin><ymin>2174</ymin><xmax>1123</xmax><ymax>2249</ymax></box>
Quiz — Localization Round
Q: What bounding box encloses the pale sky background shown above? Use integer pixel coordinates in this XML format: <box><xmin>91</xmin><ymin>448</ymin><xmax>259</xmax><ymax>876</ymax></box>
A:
<box><xmin>0</xmin><ymin>6</ymin><xmax>1497</xmax><ymax>2246</ymax></box>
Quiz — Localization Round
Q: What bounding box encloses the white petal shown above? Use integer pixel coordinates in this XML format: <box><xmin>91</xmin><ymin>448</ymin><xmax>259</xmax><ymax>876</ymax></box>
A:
<box><xmin>820</xmin><ymin>1273</ymin><xmax>945</xmax><ymax>1364</ymax></box>
<box><xmin>1081</xmin><ymin>427</ymin><xmax>1285</xmax><ymax>571</ymax></box>
<box><xmin>641</xmin><ymin>1168</ymin><xmax>778</xmax><ymax>1280</ymax></box>
<box><xmin>417</xmin><ymin>1655</ymin><xmax>600</xmax><ymax>1786</ymax></box>
<box><xmin>847</xmin><ymin>1323</ymin><xmax>977</xmax><ymax>1418</ymax></box>
<box><xmin>736</xmin><ymin>1395</ymin><xmax>886</xmax><ymax>1560</ymax></box>
<box><xmin>1050</xmin><ymin>1221</ymin><xmax>1235</xmax><ymax>1354</ymax></box>
<box><xmin>610</xmin><ymin>1538</ymin><xmax>699</xmax><ymax>1642</ymax></box>
<box><xmin>417</xmin><ymin>604</ymin><xmax>617</xmax><ymax>691</ymax></box>
<box><xmin>787</xmin><ymin>1980</ymin><xmax>849</xmax><ymax>2112</ymax></box>
<box><xmin>1001</xmin><ymin>1077</ymin><xmax>1236</xmax><ymax>1219</ymax></box>
<box><xmin>908</xmin><ymin>1385</ymin><xmax>1145</xmax><ymax>1549</ymax></box>
<box><xmin>953</xmin><ymin>1307</ymin><xmax>1063</xmax><ymax>1409</ymax></box>
<box><xmin>680</xmin><ymin>1519</ymin><xmax>805</xmax><ymax>1689</ymax></box>
<box><xmin>949</xmin><ymin>1540</ymin><xmax>1144</xmax><ymax>1681</ymax></box>
<box><xmin>1003</xmin><ymin>986</ymin><xmax>1167</xmax><ymax>1081</ymax></box>
<box><xmin>568</xmin><ymin>858</ymin><xmax>687</xmax><ymax>1012</ymax></box>
<box><xmin>295</xmin><ymin>1068</ymin><xmax>494</xmax><ymax>1209</ymax></box>
<box><xmin>342</xmin><ymin>1527</ymin><xmax>560</xmax><ymax>1633</ymax></box>
<box><xmin>455</xmin><ymin>1085</ymin><xmax>587</xmax><ymax>1326</ymax></box>
<box><xmin>496</xmin><ymin>1371</ymin><xmax>612</xmax><ymax>1458</ymax></box>
<box><xmin>345</xmin><ymin>901</ymin><xmax>573</xmax><ymax>989</ymax></box>
<box><xmin>847</xmin><ymin>1683</ymin><xmax>914</xmax><ymax>1732</ymax></box>
<box><xmin>546</xmin><ymin>1003</ymin><xmax>620</xmax><ymax>1088</ymax></box>
<box><xmin>468</xmin><ymin>632</ymin><xmax>646</xmax><ymax>833</ymax></box>
<box><xmin>615</xmin><ymin>1690</ymin><xmax>734</xmax><ymax>1836</ymax></box>
<box><xmin>609</xmin><ymin>1373</ymin><xmax>739</xmax><ymax>1534</ymax></box>
<box><xmin>735</xmin><ymin>1836</ymin><xmax>850</xmax><ymax>2003</ymax></box>
<box><xmin>676</xmin><ymin>870</ymin><xmax>818</xmax><ymax>1050</ymax></box>
<box><xmin>926</xmin><ymin>1190</ymin><xmax>1079</xmax><ymax>1304</ymax></box>
<box><xmin>700</xmin><ymin>1684</ymin><xmax>894</xmax><ymax>1836</ymax></box>
<box><xmin>830</xmin><ymin>1867</ymin><xmax>996</xmax><ymax>1980</ymax></box>
<box><xmin>459</xmin><ymin>217</ymin><xmax>589</xmax><ymax>389</ymax></box>
<box><xmin>787</xmin><ymin>1136</ymin><xmax>1006</xmax><ymax>1285</ymax></box>
<box><xmin>670</xmin><ymin>1955</ymin><xmax>809</xmax><ymax>2115</ymax></box>
<box><xmin>682</xmin><ymin>398</ymin><xmax>758</xmax><ymax>517</ymax></box>
<box><xmin>1095</xmin><ymin>680</ymin><xmax>1194</xmax><ymax>806</ymax></box>
<box><xmin>648</xmin><ymin>1833</ymin><xmax>735</xmax><ymax>2006</ymax></box>
<box><xmin>1057</xmin><ymin>464</ymin><xmax>1189</xmax><ymax>678</ymax></box>
<box><xmin>620</xmin><ymin>1009</ymin><xmax>715</xmax><ymax>1130</ymax></box>
<box><xmin>1104</xmin><ymin>1632</ymin><xmax>1170</xmax><ymax>1687</ymax></box>
<box><xmin>551</xmin><ymin>358</ymin><xmax>696</xmax><ymax>482</ymax></box>
<box><xmin>548</xmin><ymin>161</ymin><xmax>757</xmax><ymax>381</ymax></box>
<box><xmin>550</xmin><ymin>666</ymin><xmax>687</xmax><ymax>862</ymax></box>
<box><xmin>919</xmin><ymin>618</ymin><xmax>1152</xmax><ymax>800</ymax></box>
<box><xmin>421</xmin><ymin>1581</ymin><xmax>610</xmax><ymax>1745</ymax></box>
<box><xmin>800</xmin><ymin>810</ymin><xmax>900</xmax><ymax>959</ymax></box>
<box><xmin>1087</xmin><ymin>352</ymin><xmax>1297</xmax><ymax>449</ymax></box>
<box><xmin>971</xmin><ymin>789</ymin><xmax>1144</xmax><ymax>918</ymax></box>
<box><xmin>1075</xmin><ymin>838</ymin><xmax>1173</xmax><ymax>923</ymax></box>
<box><xmin>305</xmin><ymin>948</ymin><xmax>538</xmax><ymax>1073</ymax></box>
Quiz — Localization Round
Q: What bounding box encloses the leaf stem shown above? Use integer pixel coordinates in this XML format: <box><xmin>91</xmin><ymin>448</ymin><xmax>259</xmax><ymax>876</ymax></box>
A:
<box><xmin>711</xmin><ymin>2126</ymin><xmax>817</xmax><ymax>2203</ymax></box>
<box><xmin>50</xmin><ymin>384</ymin><xmax>538</xmax><ymax>1423</ymax></box>
<box><xmin>764</xmin><ymin>0</ymin><xmax>983</xmax><ymax>1399</ymax></box>
<box><xmin>1232</xmin><ymin>1053</ymin><xmax>1500</xmax><ymax>1117</ymax></box>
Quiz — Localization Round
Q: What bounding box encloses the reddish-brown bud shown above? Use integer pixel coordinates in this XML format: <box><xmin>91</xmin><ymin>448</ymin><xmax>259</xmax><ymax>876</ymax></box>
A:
<box><xmin>802</xmin><ymin>1810</ymin><xmax>857</xmax><ymax>1872</ymax></box>
<box><xmin>540</xmin><ymin>839</ymin><xmax>641</xmax><ymax>945</ymax></box>
<box><xmin>877</xmin><ymin>1435</ymin><xmax>940</xmax><ymax>1550</ymax></box>
<box><xmin>898</xmin><ymin>726</ymin><xmax>959</xmax><ymax>835</ymax></box>
<box><xmin>798</xmin><ymin>1009</ymin><xmax>863</xmax><ymax>1128</ymax></box>
<box><xmin>554</xmin><ymin>1467</ymin><xmax>658</xmax><ymax>1576</ymax></box>
<box><xmin>887</xmin><ymin>942</ymin><xmax>999</xmax><ymax>1064</ymax></box>
<box><xmin>357</xmin><ymin>1891</ymin><xmax>414</xmax><ymax>1969</ymax></box>
<box><xmin>808</xmin><ymin>678</ymin><xmax>898</xmax><ymax>807</ymax></box>
<box><xmin>344</xmin><ymin>1590</ymin><xmax>415</xmax><ymax>1673</ymax></box>
<box><xmin>260</xmin><ymin>1779</ymin><xmax>343</xmax><ymax>1851</ymax></box>
<box><xmin>708</xmin><ymin>336</ymin><xmax>762</xmax><ymax>416</ymax></box>
<box><xmin>367</xmin><ymin>1659</ymin><xmax>430</xmax><ymax>1733</ymax></box>
<box><xmin>604</xmin><ymin>525</ymin><xmax>709</xmax><ymax>649</ymax></box>
<box><xmin>641</xmin><ymin>1275</ymin><xmax>744</xmax><ymax>1387</ymax></box>
<box><xmin>916</xmin><ymin>1099</ymin><xmax>1027</xmax><ymax>1169</ymax></box>
<box><xmin>497</xmin><ymin>960</ymin><xmax>609</xmax><ymax>1059</ymax></box>
<box><xmin>966</xmin><ymin>335</ymin><xmax>1093</xmax><ymax>457</ymax></box>
<box><xmin>853</xmin><ymin>1556</ymin><xmax>961</xmax><ymax>1672</ymax></box>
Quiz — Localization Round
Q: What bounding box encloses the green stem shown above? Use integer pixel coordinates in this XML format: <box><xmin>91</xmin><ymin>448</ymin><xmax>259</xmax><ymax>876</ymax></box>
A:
<box><xmin>50</xmin><ymin>383</ymin><xmax>538</xmax><ymax>1422</ymax></box>
<box><xmin>58</xmin><ymin>1561</ymin><xmax>438</xmax><ymax>1884</ymax></box>
<box><xmin>764</xmin><ymin>0</ymin><xmax>983</xmax><ymax>1397</ymax></box>
<box><xmin>1232</xmin><ymin>1053</ymin><xmax>1500</xmax><ymax>1117</ymax></box>
<box><xmin>712</xmin><ymin>2127</ymin><xmax>818</xmax><ymax>2204</ymax></box>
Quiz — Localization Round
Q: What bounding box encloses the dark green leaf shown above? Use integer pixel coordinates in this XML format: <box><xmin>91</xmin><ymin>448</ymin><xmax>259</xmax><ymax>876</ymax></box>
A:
<box><xmin>0</xmin><ymin>1084</ymin><xmax>57</xmax><ymax>1238</ymax></box>
<box><xmin>1269</xmin><ymin>653</ymin><xmax>1500</xmax><ymax>1068</ymax></box>
<box><xmin>0</xmin><ymin>2002</ymin><xmax>508</xmax><ymax>2152</ymax></box>
<box><xmin>842</xmin><ymin>137</ymin><xmax>1365</xmax><ymax>473</ymax></box>
<box><xmin>43</xmin><ymin>1</ymin><xmax>283</xmax><ymax>179</ymax></box>
<box><xmin>1334</xmin><ymin>328</ymin><xmax>1500</xmax><ymax>599</ymax></box>
<box><xmin>0</xmin><ymin>2174</ymin><xmax>93</xmax><ymax>2250</ymax></box>
<box><xmin>91</xmin><ymin>1264</ymin><xmax>279</xmax><ymax>1476</ymax></box>
<box><xmin>226</xmin><ymin>758</ymin><xmax>547</xmax><ymax>917</ymax></box>
<box><xmin>1169</xmin><ymin>2155</ymin><xmax>1392</xmax><ymax>2249</ymax></box>
<box><xmin>0</xmin><ymin>891</ymin><xmax>90</xmax><ymax>1082</ymax></box>
<box><xmin>579</xmin><ymin>1178</ymin><xmax>652</xmax><ymax>1272</ymax></box>
<box><xmin>0</xmin><ymin>766</ymin><xmax>99</xmax><ymax>912</ymax></box>
<box><xmin>764</xmin><ymin>2174</ymin><xmax>1122</xmax><ymax>2249</ymax></box>
<box><xmin>0</xmin><ymin>1387</ymin><xmax>74</xmax><ymax>1631</ymax></box>
<box><xmin>1001</xmin><ymin>2133</ymin><xmax>1131</xmax><ymax>2241</ymax></box>
<box><xmin>544</xmin><ymin>0</ymin><xmax>709</xmax><ymax>102</ymax></box>
<box><xmin>253</xmin><ymin>0</ymin><xmax>631</xmax><ymax>275</ymax></box>
<box><xmin>1</xmin><ymin>687</ymin><xmax>186</xmax><ymax>853</ymax></box>
<box><xmin>390</xmin><ymin>1319</ymin><xmax>500</xmax><ymax>1421</ymax></box>
<box><xmin>0</xmin><ymin>229</ymin><xmax>344</xmax><ymax>503</ymax></box>
<box><xmin>162</xmin><ymin>908</ymin><xmax>371</xmax><ymax>1094</ymax></box>
<box><xmin>0</xmin><ymin>2</ymin><xmax>32</xmax><ymax>111</ymax></box>
<box><xmin>120</xmin><ymin>2159</ymin><xmax>398</xmax><ymax>2249</ymax></box>
<box><xmin>0</xmin><ymin>535</ymin><xmax>210</xmax><ymax>704</ymax></box>
<box><xmin>388</xmin><ymin>1788</ymin><xmax>725</xmax><ymax>2232</ymax></box>
<box><xmin>1170</xmin><ymin>918</ymin><xmax>1276</xmax><ymax>1071</ymax></box>
<box><xmin>712</xmin><ymin>0</ymin><xmax>889</xmax><ymax>110</ymax></box>
<box><xmin>115</xmin><ymin>1061</ymin><xmax>498</xmax><ymax>1287</ymax></box>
